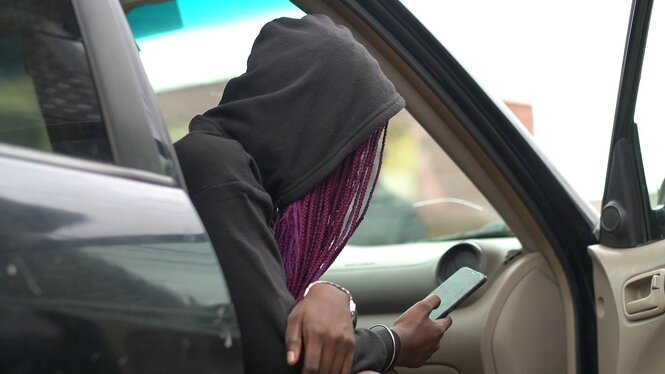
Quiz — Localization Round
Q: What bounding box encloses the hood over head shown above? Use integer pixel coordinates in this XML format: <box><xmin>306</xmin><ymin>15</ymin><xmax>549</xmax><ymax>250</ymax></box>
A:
<box><xmin>191</xmin><ymin>14</ymin><xmax>405</xmax><ymax>208</ymax></box>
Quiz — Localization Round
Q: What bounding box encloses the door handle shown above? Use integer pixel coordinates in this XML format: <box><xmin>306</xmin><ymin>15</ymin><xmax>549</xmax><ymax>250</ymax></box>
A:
<box><xmin>626</xmin><ymin>275</ymin><xmax>661</xmax><ymax>314</ymax></box>
<box><xmin>624</xmin><ymin>270</ymin><xmax>665</xmax><ymax>320</ymax></box>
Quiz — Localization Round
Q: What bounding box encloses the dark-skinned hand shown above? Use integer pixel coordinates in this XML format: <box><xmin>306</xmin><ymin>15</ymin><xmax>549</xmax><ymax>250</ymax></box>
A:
<box><xmin>391</xmin><ymin>295</ymin><xmax>452</xmax><ymax>368</ymax></box>
<box><xmin>285</xmin><ymin>283</ymin><xmax>355</xmax><ymax>374</ymax></box>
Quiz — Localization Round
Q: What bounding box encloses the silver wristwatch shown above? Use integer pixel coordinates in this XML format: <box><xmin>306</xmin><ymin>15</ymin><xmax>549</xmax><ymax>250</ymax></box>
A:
<box><xmin>304</xmin><ymin>280</ymin><xmax>357</xmax><ymax>327</ymax></box>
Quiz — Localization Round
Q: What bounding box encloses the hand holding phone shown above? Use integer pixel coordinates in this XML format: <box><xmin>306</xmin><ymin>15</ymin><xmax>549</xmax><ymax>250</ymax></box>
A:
<box><xmin>428</xmin><ymin>267</ymin><xmax>487</xmax><ymax>320</ymax></box>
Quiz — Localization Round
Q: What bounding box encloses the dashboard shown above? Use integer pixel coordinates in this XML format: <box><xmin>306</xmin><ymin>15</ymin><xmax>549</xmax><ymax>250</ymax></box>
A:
<box><xmin>322</xmin><ymin>237</ymin><xmax>522</xmax><ymax>315</ymax></box>
<box><xmin>321</xmin><ymin>237</ymin><xmax>566</xmax><ymax>374</ymax></box>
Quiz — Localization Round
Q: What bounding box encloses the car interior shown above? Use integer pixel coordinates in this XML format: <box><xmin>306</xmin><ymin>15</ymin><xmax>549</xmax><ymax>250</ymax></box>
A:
<box><xmin>123</xmin><ymin>0</ymin><xmax>665</xmax><ymax>373</ymax></box>
<box><xmin>300</xmin><ymin>3</ymin><xmax>573</xmax><ymax>373</ymax></box>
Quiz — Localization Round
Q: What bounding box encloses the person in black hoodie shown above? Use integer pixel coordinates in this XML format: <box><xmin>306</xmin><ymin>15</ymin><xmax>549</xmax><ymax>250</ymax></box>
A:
<box><xmin>174</xmin><ymin>14</ymin><xmax>451</xmax><ymax>374</ymax></box>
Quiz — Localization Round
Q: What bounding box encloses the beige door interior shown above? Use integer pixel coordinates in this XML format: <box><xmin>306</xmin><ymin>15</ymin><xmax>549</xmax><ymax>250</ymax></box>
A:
<box><xmin>590</xmin><ymin>242</ymin><xmax>665</xmax><ymax>374</ymax></box>
<box><xmin>295</xmin><ymin>1</ymin><xmax>578</xmax><ymax>373</ymax></box>
<box><xmin>590</xmin><ymin>0</ymin><xmax>665</xmax><ymax>373</ymax></box>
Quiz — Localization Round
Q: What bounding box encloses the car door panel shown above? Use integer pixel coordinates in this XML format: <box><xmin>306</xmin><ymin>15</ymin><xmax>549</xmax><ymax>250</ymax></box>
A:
<box><xmin>591</xmin><ymin>0</ymin><xmax>665</xmax><ymax>373</ymax></box>
<box><xmin>0</xmin><ymin>150</ymin><xmax>242</xmax><ymax>373</ymax></box>
<box><xmin>0</xmin><ymin>0</ymin><xmax>247</xmax><ymax>371</ymax></box>
<box><xmin>589</xmin><ymin>242</ymin><xmax>665</xmax><ymax>374</ymax></box>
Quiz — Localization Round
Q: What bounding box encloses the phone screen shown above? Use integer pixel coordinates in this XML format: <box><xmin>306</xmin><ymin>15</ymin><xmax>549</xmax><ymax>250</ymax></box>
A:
<box><xmin>429</xmin><ymin>267</ymin><xmax>487</xmax><ymax>320</ymax></box>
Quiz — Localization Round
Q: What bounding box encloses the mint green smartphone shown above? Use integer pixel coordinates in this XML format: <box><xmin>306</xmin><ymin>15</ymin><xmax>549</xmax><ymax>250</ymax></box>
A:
<box><xmin>429</xmin><ymin>267</ymin><xmax>487</xmax><ymax>320</ymax></box>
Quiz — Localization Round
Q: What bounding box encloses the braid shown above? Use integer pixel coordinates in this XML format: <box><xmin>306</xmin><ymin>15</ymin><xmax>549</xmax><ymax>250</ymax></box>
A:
<box><xmin>274</xmin><ymin>124</ymin><xmax>387</xmax><ymax>299</ymax></box>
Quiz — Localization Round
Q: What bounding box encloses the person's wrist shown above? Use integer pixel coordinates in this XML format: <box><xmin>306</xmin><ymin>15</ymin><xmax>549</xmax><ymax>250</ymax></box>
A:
<box><xmin>304</xmin><ymin>280</ymin><xmax>357</xmax><ymax>327</ymax></box>
<box><xmin>389</xmin><ymin>325</ymin><xmax>405</xmax><ymax>367</ymax></box>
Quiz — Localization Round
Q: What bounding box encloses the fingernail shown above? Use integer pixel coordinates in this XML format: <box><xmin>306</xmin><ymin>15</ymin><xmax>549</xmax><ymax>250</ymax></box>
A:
<box><xmin>287</xmin><ymin>351</ymin><xmax>295</xmax><ymax>364</ymax></box>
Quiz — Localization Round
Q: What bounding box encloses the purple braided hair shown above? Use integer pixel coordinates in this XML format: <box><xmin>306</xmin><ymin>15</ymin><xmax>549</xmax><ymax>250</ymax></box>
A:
<box><xmin>274</xmin><ymin>124</ymin><xmax>388</xmax><ymax>300</ymax></box>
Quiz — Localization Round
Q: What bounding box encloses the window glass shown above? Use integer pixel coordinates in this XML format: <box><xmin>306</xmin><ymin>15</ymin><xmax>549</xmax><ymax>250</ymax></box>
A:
<box><xmin>127</xmin><ymin>0</ymin><xmax>508</xmax><ymax>243</ymax></box>
<box><xmin>126</xmin><ymin>0</ymin><xmax>304</xmax><ymax>140</ymax></box>
<box><xmin>0</xmin><ymin>0</ymin><xmax>113</xmax><ymax>163</ymax></box>
<box><xmin>634</xmin><ymin>0</ymin><xmax>664</xmax><ymax>209</ymax></box>
<box><xmin>350</xmin><ymin>110</ymin><xmax>506</xmax><ymax>245</ymax></box>
<box><xmin>400</xmin><ymin>0</ymin><xmax>633</xmax><ymax>211</ymax></box>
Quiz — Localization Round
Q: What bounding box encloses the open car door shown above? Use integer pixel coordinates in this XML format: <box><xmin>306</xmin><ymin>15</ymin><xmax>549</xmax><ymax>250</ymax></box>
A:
<box><xmin>589</xmin><ymin>0</ymin><xmax>665</xmax><ymax>372</ymax></box>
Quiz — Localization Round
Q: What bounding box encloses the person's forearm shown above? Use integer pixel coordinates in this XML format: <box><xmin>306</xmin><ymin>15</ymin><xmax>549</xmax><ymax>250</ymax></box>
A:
<box><xmin>190</xmin><ymin>185</ymin><xmax>300</xmax><ymax>373</ymax></box>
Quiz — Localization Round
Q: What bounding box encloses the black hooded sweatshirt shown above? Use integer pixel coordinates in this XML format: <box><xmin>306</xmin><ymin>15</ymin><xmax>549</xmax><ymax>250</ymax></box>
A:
<box><xmin>174</xmin><ymin>14</ymin><xmax>405</xmax><ymax>373</ymax></box>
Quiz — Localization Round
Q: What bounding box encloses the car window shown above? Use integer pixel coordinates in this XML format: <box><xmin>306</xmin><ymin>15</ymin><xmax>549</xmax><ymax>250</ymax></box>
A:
<box><xmin>400</xmin><ymin>0</ymin><xmax>633</xmax><ymax>211</ymax></box>
<box><xmin>349</xmin><ymin>109</ymin><xmax>507</xmax><ymax>245</ymax></box>
<box><xmin>634</xmin><ymin>0</ymin><xmax>664</xmax><ymax>209</ymax></box>
<box><xmin>125</xmin><ymin>0</ymin><xmax>304</xmax><ymax>140</ymax></box>
<box><xmin>126</xmin><ymin>0</ymin><xmax>509</xmax><ymax>243</ymax></box>
<box><xmin>0</xmin><ymin>0</ymin><xmax>113</xmax><ymax>163</ymax></box>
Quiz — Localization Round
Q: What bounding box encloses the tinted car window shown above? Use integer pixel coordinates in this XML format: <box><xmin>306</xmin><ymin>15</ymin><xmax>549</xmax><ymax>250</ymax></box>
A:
<box><xmin>0</xmin><ymin>0</ymin><xmax>113</xmax><ymax>163</ymax></box>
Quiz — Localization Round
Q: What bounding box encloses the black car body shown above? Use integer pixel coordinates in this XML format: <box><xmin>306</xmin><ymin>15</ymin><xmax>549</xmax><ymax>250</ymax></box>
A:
<box><xmin>0</xmin><ymin>1</ymin><xmax>242</xmax><ymax>372</ymax></box>
<box><xmin>0</xmin><ymin>0</ymin><xmax>662</xmax><ymax>373</ymax></box>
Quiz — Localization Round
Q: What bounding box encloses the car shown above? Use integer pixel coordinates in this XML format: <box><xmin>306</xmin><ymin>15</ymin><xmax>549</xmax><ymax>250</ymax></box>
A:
<box><xmin>0</xmin><ymin>0</ymin><xmax>661</xmax><ymax>373</ymax></box>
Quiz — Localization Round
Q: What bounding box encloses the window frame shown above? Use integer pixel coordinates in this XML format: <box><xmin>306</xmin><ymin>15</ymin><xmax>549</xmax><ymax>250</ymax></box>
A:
<box><xmin>67</xmin><ymin>0</ymin><xmax>185</xmax><ymax>186</ymax></box>
<box><xmin>599</xmin><ymin>0</ymin><xmax>655</xmax><ymax>248</ymax></box>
